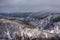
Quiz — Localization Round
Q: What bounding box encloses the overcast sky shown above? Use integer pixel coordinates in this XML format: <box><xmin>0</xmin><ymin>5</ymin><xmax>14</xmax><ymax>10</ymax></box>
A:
<box><xmin>0</xmin><ymin>0</ymin><xmax>60</xmax><ymax>13</ymax></box>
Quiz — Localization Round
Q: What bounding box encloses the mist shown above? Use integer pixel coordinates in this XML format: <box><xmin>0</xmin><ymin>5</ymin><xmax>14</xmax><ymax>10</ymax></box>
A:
<box><xmin>0</xmin><ymin>0</ymin><xmax>60</xmax><ymax>13</ymax></box>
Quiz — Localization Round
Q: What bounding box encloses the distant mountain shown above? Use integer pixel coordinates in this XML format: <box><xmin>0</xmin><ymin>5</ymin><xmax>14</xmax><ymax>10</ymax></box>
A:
<box><xmin>0</xmin><ymin>12</ymin><xmax>32</xmax><ymax>18</ymax></box>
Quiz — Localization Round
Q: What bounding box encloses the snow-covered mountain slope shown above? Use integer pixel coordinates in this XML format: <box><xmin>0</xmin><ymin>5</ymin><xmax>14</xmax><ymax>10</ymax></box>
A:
<box><xmin>26</xmin><ymin>13</ymin><xmax>60</xmax><ymax>30</ymax></box>
<box><xmin>0</xmin><ymin>17</ymin><xmax>60</xmax><ymax>40</ymax></box>
<box><xmin>0</xmin><ymin>12</ymin><xmax>60</xmax><ymax>40</ymax></box>
<box><xmin>0</xmin><ymin>18</ymin><xmax>37</xmax><ymax>40</ymax></box>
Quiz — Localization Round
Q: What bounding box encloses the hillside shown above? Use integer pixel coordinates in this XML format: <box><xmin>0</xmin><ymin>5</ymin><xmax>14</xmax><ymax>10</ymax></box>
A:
<box><xmin>0</xmin><ymin>12</ymin><xmax>60</xmax><ymax>40</ymax></box>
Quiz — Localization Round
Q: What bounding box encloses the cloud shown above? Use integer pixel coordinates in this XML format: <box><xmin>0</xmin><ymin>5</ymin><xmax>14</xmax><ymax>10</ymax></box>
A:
<box><xmin>0</xmin><ymin>0</ymin><xmax>60</xmax><ymax>13</ymax></box>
